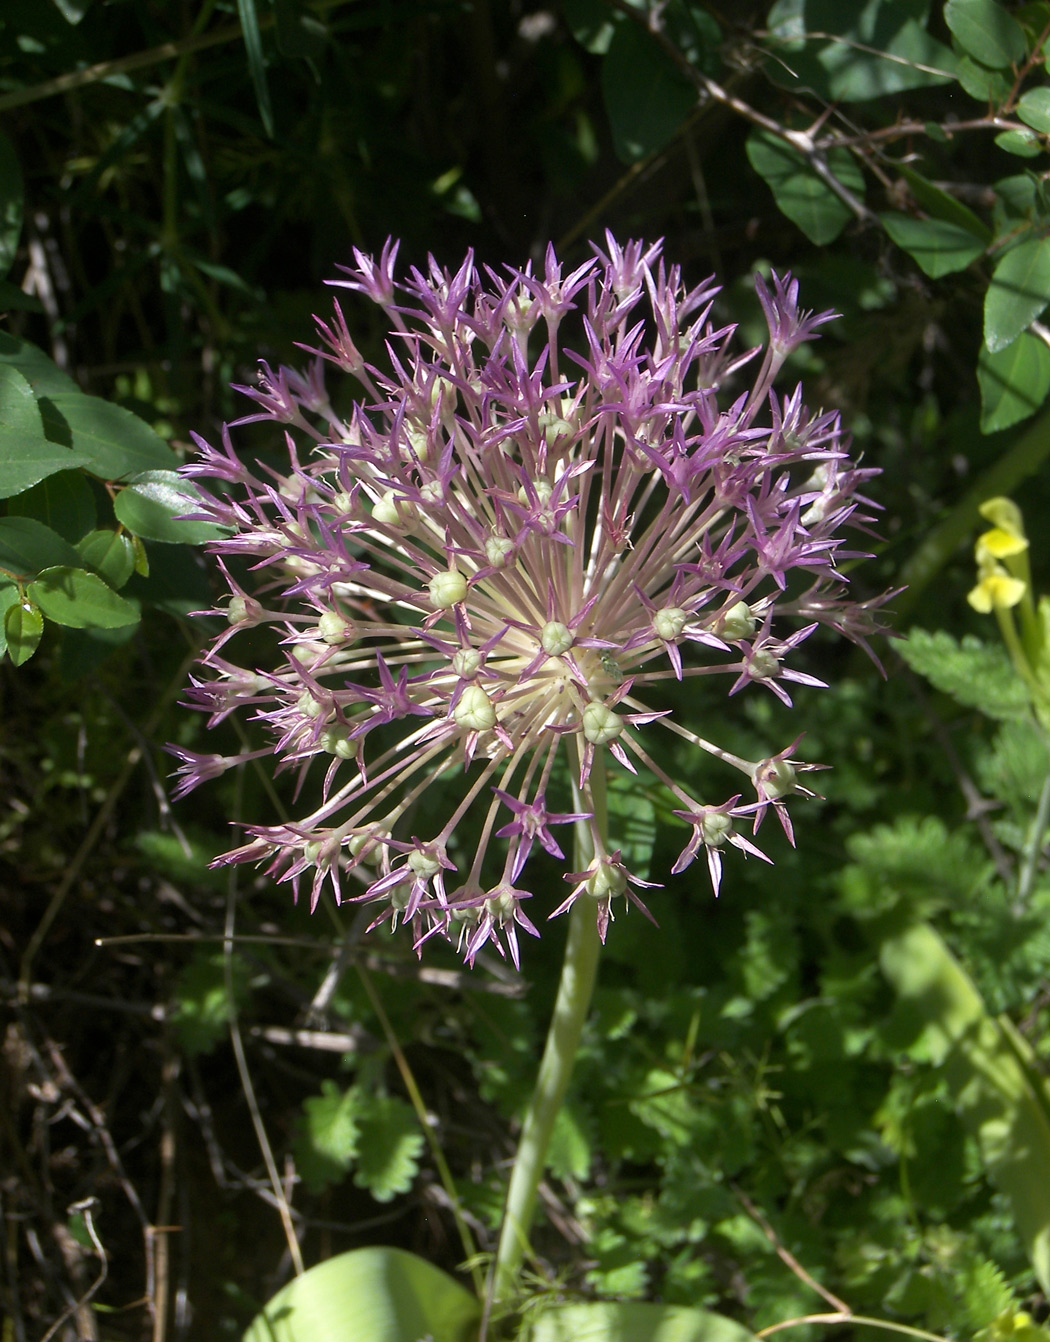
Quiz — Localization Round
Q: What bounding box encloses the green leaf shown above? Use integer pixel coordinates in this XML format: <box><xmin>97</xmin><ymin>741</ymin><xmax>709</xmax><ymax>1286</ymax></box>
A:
<box><xmin>746</xmin><ymin>130</ymin><xmax>865</xmax><ymax>245</ymax></box>
<box><xmin>526</xmin><ymin>1300</ymin><xmax>760</xmax><ymax>1342</ymax></box>
<box><xmin>897</xmin><ymin>164</ymin><xmax>993</xmax><ymax>242</ymax></box>
<box><xmin>0</xmin><ymin>332</ymin><xmax>79</xmax><ymax>398</ymax></box>
<box><xmin>7</xmin><ymin>470</ymin><xmax>97</xmax><ymax>541</ymax></box>
<box><xmin>293</xmin><ymin>1081</ymin><xmax>363</xmax><ymax>1193</ymax></box>
<box><xmin>112</xmin><ymin>470</ymin><xmax>228</xmax><ymax>544</ymax></box>
<box><xmin>5</xmin><ymin>600</ymin><xmax>43</xmax><ymax>666</ymax></box>
<box><xmin>985</xmin><ymin>237</ymin><xmax>1050</xmax><ymax>352</ymax></box>
<box><xmin>40</xmin><ymin>393</ymin><xmax>178</xmax><ymax>480</ymax></box>
<box><xmin>956</xmin><ymin>54</ymin><xmax>1014</xmax><ymax>102</ymax></box>
<box><xmin>978</xmin><ymin>329</ymin><xmax>1050</xmax><ymax>431</ymax></box>
<box><xmin>548</xmin><ymin>1102</ymin><xmax>593</xmax><ymax>1181</ymax></box>
<box><xmin>881</xmin><ymin>212</ymin><xmax>986</xmax><ymax>277</ymax></box>
<box><xmin>353</xmin><ymin>1095</ymin><xmax>424</xmax><ymax>1202</ymax></box>
<box><xmin>0</xmin><ymin>131</ymin><xmax>24</xmax><ymax>280</ymax></box>
<box><xmin>0</xmin><ymin>366</ymin><xmax>91</xmax><ymax>496</ymax></box>
<box><xmin>243</xmin><ymin>1247</ymin><xmax>480</xmax><ymax>1342</ymax></box>
<box><xmin>237</xmin><ymin>0</ymin><xmax>275</xmax><ymax>138</ymax></box>
<box><xmin>601</xmin><ymin>19</ymin><xmax>696</xmax><ymax>164</ymax></box>
<box><xmin>996</xmin><ymin>129</ymin><xmax>1044</xmax><ymax>158</ymax></box>
<box><xmin>75</xmin><ymin>530</ymin><xmax>136</xmax><ymax>589</ymax></box>
<box><xmin>945</xmin><ymin>0</ymin><xmax>1028</xmax><ymax>68</ymax></box>
<box><xmin>763</xmin><ymin>0</ymin><xmax>957</xmax><ymax>101</ymax></box>
<box><xmin>1018</xmin><ymin>87</ymin><xmax>1050</xmax><ymax>133</ymax></box>
<box><xmin>881</xmin><ymin>923</ymin><xmax>1050</xmax><ymax>1294</ymax></box>
<box><xmin>27</xmin><ymin>566</ymin><xmax>139</xmax><ymax>629</ymax></box>
<box><xmin>0</xmin><ymin>517</ymin><xmax>80</xmax><ymax>575</ymax></box>
<box><xmin>897</xmin><ymin>629</ymin><xmax>1031</xmax><ymax>718</ymax></box>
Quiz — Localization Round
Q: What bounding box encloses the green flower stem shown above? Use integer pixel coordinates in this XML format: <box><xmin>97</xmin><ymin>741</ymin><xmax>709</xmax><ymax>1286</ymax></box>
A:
<box><xmin>490</xmin><ymin>754</ymin><xmax>607</xmax><ymax>1307</ymax></box>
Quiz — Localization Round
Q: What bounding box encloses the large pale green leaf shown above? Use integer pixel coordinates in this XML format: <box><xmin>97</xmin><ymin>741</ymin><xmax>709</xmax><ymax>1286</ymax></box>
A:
<box><xmin>113</xmin><ymin>470</ymin><xmax>229</xmax><ymax>544</ymax></box>
<box><xmin>881</xmin><ymin>923</ymin><xmax>1050</xmax><ymax>1294</ymax></box>
<box><xmin>0</xmin><ymin>332</ymin><xmax>79</xmax><ymax>398</ymax></box>
<box><xmin>40</xmin><ymin>394</ymin><xmax>178</xmax><ymax>481</ymax></box>
<box><xmin>0</xmin><ymin>366</ymin><xmax>91</xmax><ymax>497</ymax></box>
<box><xmin>0</xmin><ymin>517</ymin><xmax>80</xmax><ymax>575</ymax></box>
<box><xmin>527</xmin><ymin>1301</ymin><xmax>759</xmax><ymax>1342</ymax></box>
<box><xmin>746</xmin><ymin>130</ymin><xmax>864</xmax><ymax>245</ymax></box>
<box><xmin>601</xmin><ymin>19</ymin><xmax>696</xmax><ymax>164</ymax></box>
<box><xmin>881</xmin><ymin>212</ymin><xmax>985</xmax><ymax>278</ymax></box>
<box><xmin>242</xmin><ymin>1247</ymin><xmax>480</xmax><ymax>1342</ymax></box>
<box><xmin>985</xmin><ymin>237</ymin><xmax>1050</xmax><ymax>353</ymax></box>
<box><xmin>0</xmin><ymin>131</ymin><xmax>24</xmax><ymax>280</ymax></box>
<box><xmin>27</xmin><ymin>566</ymin><xmax>139</xmax><ymax>629</ymax></box>
<box><xmin>765</xmin><ymin>0</ymin><xmax>956</xmax><ymax>101</ymax></box>
<box><xmin>977</xmin><ymin>330</ymin><xmax>1050</xmax><ymax>432</ymax></box>
<box><xmin>945</xmin><ymin>0</ymin><xmax>1027</xmax><ymax>68</ymax></box>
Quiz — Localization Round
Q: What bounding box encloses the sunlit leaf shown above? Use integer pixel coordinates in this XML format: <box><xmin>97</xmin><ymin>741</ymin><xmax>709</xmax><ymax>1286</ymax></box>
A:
<box><xmin>5</xmin><ymin>600</ymin><xmax>43</xmax><ymax>665</ymax></box>
<box><xmin>881</xmin><ymin>212</ymin><xmax>986</xmax><ymax>277</ymax></box>
<box><xmin>978</xmin><ymin>329</ymin><xmax>1050</xmax><ymax>431</ymax></box>
<box><xmin>27</xmin><ymin>565</ymin><xmax>139</xmax><ymax>629</ymax></box>
<box><xmin>113</xmin><ymin>470</ymin><xmax>229</xmax><ymax>544</ymax></box>
<box><xmin>746</xmin><ymin>130</ymin><xmax>865</xmax><ymax>244</ymax></box>
<box><xmin>945</xmin><ymin>0</ymin><xmax>1028</xmax><ymax>68</ymax></box>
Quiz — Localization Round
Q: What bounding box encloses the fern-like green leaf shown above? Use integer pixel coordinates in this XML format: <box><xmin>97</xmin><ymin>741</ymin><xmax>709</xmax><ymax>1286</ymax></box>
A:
<box><xmin>353</xmin><ymin>1094</ymin><xmax>424</xmax><ymax>1202</ymax></box>
<box><xmin>898</xmin><ymin>629</ymin><xmax>1030</xmax><ymax>720</ymax></box>
<box><xmin>963</xmin><ymin>1258</ymin><xmax>1018</xmax><ymax>1332</ymax></box>
<box><xmin>293</xmin><ymin>1080</ymin><xmax>363</xmax><ymax>1193</ymax></box>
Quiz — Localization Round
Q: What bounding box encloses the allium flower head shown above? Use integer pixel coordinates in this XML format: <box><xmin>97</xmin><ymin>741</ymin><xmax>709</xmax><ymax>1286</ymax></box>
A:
<box><xmin>179</xmin><ymin>234</ymin><xmax>887</xmax><ymax>967</ymax></box>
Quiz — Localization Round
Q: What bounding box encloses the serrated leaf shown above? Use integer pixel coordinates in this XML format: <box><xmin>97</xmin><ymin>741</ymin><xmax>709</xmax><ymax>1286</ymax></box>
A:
<box><xmin>946</xmin><ymin>0</ymin><xmax>1028</xmax><ymax>68</ymax></box>
<box><xmin>27</xmin><ymin>566</ymin><xmax>139</xmax><ymax>629</ymax></box>
<box><xmin>0</xmin><ymin>517</ymin><xmax>80</xmax><ymax>575</ymax></box>
<box><xmin>76</xmin><ymin>530</ymin><xmax>136</xmax><ymax>589</ymax></box>
<box><xmin>898</xmin><ymin>628</ymin><xmax>1030</xmax><ymax>718</ymax></box>
<box><xmin>601</xmin><ymin>19</ymin><xmax>696</xmax><ymax>164</ymax></box>
<box><xmin>0</xmin><ymin>131</ymin><xmax>24</xmax><ymax>281</ymax></box>
<box><xmin>1018</xmin><ymin>87</ymin><xmax>1050</xmax><ymax>133</ymax></box>
<box><xmin>353</xmin><ymin>1095</ymin><xmax>424</xmax><ymax>1202</ymax></box>
<box><xmin>0</xmin><ymin>366</ymin><xmax>91</xmax><ymax>496</ymax></box>
<box><xmin>5</xmin><ymin>600</ymin><xmax>43</xmax><ymax>665</ymax></box>
<box><xmin>746</xmin><ymin>130</ymin><xmax>865</xmax><ymax>245</ymax></box>
<box><xmin>39</xmin><ymin>393</ymin><xmax>178</xmax><ymax>480</ymax></box>
<box><xmin>294</xmin><ymin>1081</ymin><xmax>363</xmax><ymax>1193</ymax></box>
<box><xmin>978</xmin><ymin>329</ymin><xmax>1050</xmax><ymax>431</ymax></box>
<box><xmin>881</xmin><ymin>212</ymin><xmax>986</xmax><ymax>277</ymax></box>
<box><xmin>243</xmin><ymin>1247</ymin><xmax>480</xmax><ymax>1342</ymax></box>
<box><xmin>113</xmin><ymin>469</ymin><xmax>229</xmax><ymax>544</ymax></box>
<box><xmin>7</xmin><ymin>469</ymin><xmax>96</xmax><ymax>541</ymax></box>
<box><xmin>985</xmin><ymin>237</ymin><xmax>1050</xmax><ymax>352</ymax></box>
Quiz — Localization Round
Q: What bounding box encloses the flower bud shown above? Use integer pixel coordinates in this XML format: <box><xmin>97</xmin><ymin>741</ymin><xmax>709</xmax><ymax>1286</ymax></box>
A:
<box><xmin>429</xmin><ymin>568</ymin><xmax>467</xmax><ymax>609</ymax></box>
<box><xmin>320</xmin><ymin>724</ymin><xmax>358</xmax><ymax>759</ymax></box>
<box><xmin>485</xmin><ymin>535</ymin><xmax>514</xmax><ymax>568</ymax></box>
<box><xmin>720</xmin><ymin>601</ymin><xmax>757</xmax><ymax>641</ymax></box>
<box><xmin>541</xmin><ymin>621</ymin><xmax>573</xmax><ymax>657</ymax></box>
<box><xmin>582</xmin><ymin>702</ymin><xmax>622</xmax><ymax>745</ymax></box>
<box><xmin>373</xmin><ymin>491</ymin><xmax>417</xmax><ymax>528</ymax></box>
<box><xmin>454</xmin><ymin>684</ymin><xmax>496</xmax><ymax>731</ymax></box>
<box><xmin>318</xmin><ymin>611</ymin><xmax>356</xmax><ymax>645</ymax></box>
<box><xmin>653</xmin><ymin>607</ymin><xmax>687</xmax><ymax>641</ymax></box>
<box><xmin>452</xmin><ymin>647</ymin><xmax>482</xmax><ymax>679</ymax></box>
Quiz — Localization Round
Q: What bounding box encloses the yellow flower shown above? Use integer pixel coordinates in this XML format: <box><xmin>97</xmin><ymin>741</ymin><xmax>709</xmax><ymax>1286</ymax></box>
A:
<box><xmin>968</xmin><ymin>566</ymin><xmax>1027</xmax><ymax>613</ymax></box>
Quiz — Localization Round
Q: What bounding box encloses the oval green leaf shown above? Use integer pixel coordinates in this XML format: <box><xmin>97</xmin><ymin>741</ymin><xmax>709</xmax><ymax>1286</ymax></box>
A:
<box><xmin>995</xmin><ymin>129</ymin><xmax>1043</xmax><ymax>158</ymax></box>
<box><xmin>113</xmin><ymin>470</ymin><xmax>229</xmax><ymax>544</ymax></box>
<box><xmin>40</xmin><ymin>393</ymin><xmax>178</xmax><ymax>481</ymax></box>
<box><xmin>601</xmin><ymin>18</ymin><xmax>696</xmax><ymax>164</ymax></box>
<box><xmin>881</xmin><ymin>211</ymin><xmax>986</xmax><ymax>278</ymax></box>
<box><xmin>985</xmin><ymin>236</ymin><xmax>1050</xmax><ymax>352</ymax></box>
<box><xmin>1018</xmin><ymin>87</ymin><xmax>1050</xmax><ymax>133</ymax></box>
<box><xmin>27</xmin><ymin>566</ymin><xmax>139</xmax><ymax>629</ymax></box>
<box><xmin>0</xmin><ymin>365</ymin><xmax>92</xmax><ymax>497</ymax></box>
<box><xmin>242</xmin><ymin>1247</ymin><xmax>480</xmax><ymax>1342</ymax></box>
<box><xmin>978</xmin><ymin>329</ymin><xmax>1050</xmax><ymax>431</ymax></box>
<box><xmin>7</xmin><ymin>469</ymin><xmax>97</xmax><ymax>541</ymax></box>
<box><xmin>945</xmin><ymin>0</ymin><xmax>1027</xmax><ymax>68</ymax></box>
<box><xmin>6</xmin><ymin>599</ymin><xmax>44</xmax><ymax>666</ymax></box>
<box><xmin>0</xmin><ymin>517</ymin><xmax>81</xmax><ymax>577</ymax></box>
<box><xmin>746</xmin><ymin>129</ymin><xmax>864</xmax><ymax>245</ymax></box>
<box><xmin>76</xmin><ymin>529</ymin><xmax>137</xmax><ymax>589</ymax></box>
